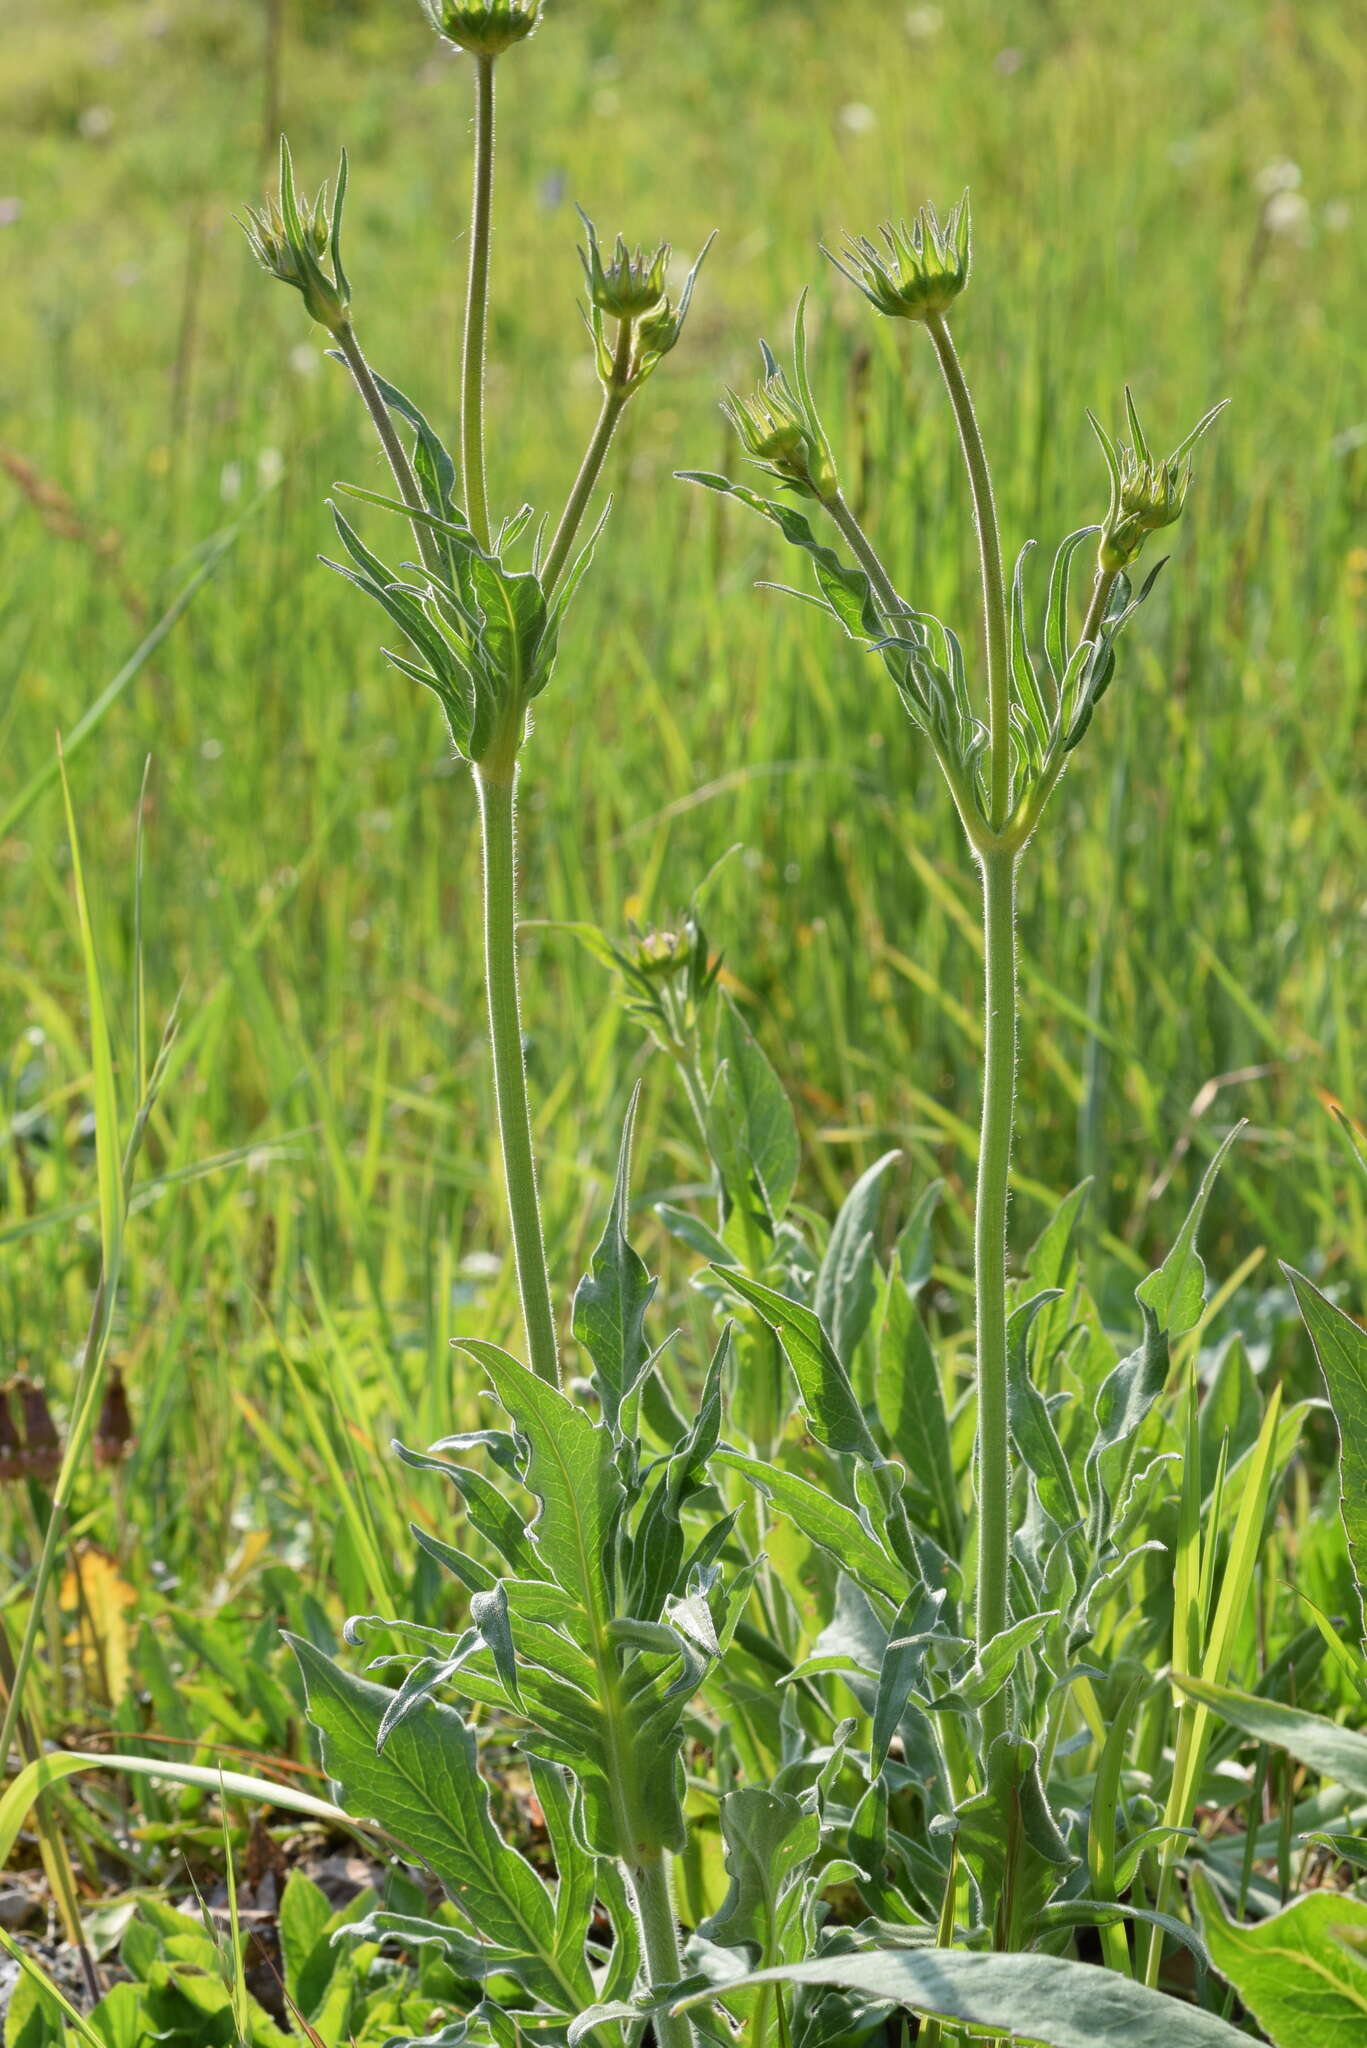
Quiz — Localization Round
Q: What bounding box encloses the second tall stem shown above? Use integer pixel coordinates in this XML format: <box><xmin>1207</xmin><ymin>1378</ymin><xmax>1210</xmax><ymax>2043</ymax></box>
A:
<box><xmin>975</xmin><ymin>843</ymin><xmax>1018</xmax><ymax>1746</ymax></box>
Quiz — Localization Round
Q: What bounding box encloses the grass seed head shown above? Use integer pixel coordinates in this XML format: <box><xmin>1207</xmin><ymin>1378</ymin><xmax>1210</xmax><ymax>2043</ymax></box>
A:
<box><xmin>421</xmin><ymin>0</ymin><xmax>543</xmax><ymax>57</ymax></box>
<box><xmin>828</xmin><ymin>190</ymin><xmax>972</xmax><ymax>324</ymax></box>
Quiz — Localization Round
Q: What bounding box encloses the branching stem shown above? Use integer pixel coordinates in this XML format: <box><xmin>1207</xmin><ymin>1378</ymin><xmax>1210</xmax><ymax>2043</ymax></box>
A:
<box><xmin>333</xmin><ymin>322</ymin><xmax>444</xmax><ymax>578</ymax></box>
<box><xmin>543</xmin><ymin>321</ymin><xmax>635</xmax><ymax>596</ymax></box>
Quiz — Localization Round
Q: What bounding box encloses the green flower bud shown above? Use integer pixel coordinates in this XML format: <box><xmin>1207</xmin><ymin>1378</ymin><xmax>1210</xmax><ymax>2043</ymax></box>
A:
<box><xmin>1090</xmin><ymin>387</ymin><xmax>1228</xmax><ymax>572</ymax></box>
<box><xmin>827</xmin><ymin>190</ymin><xmax>971</xmax><ymax>324</ymax></box>
<box><xmin>580</xmin><ymin>216</ymin><xmax>671</xmax><ymax>320</ymax></box>
<box><xmin>242</xmin><ymin>139</ymin><xmax>351</xmax><ymax>335</ymax></box>
<box><xmin>578</xmin><ymin>214</ymin><xmax>714</xmax><ymax>396</ymax></box>
<box><xmin>420</xmin><ymin>0</ymin><xmax>542</xmax><ymax>56</ymax></box>
<box><xmin>722</xmin><ymin>296</ymin><xmax>838</xmax><ymax>502</ymax></box>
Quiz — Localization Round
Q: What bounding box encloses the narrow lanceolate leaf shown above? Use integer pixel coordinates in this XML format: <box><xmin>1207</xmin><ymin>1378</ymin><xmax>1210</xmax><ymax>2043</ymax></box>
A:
<box><xmin>1172</xmin><ymin>1677</ymin><xmax>1367</xmax><ymax>1803</ymax></box>
<box><xmin>712</xmin><ymin>1451</ymin><xmax>904</xmax><ymax>1602</ymax></box>
<box><xmin>876</xmin><ymin>1270</ymin><xmax>961</xmax><ymax>1546</ymax></box>
<box><xmin>455</xmin><ymin>1340</ymin><xmax>622</xmax><ymax>1623</ymax></box>
<box><xmin>1135</xmin><ymin>1123</ymin><xmax>1243</xmax><ymax>1336</ymax></box>
<box><xmin>285</xmin><ymin>1637</ymin><xmax>587</xmax><ymax>2013</ymax></box>
<box><xmin>572</xmin><ymin>1087</ymin><xmax>658</xmax><ymax>1434</ymax></box>
<box><xmin>1194</xmin><ymin>1871</ymin><xmax>1367</xmax><ymax>2048</ymax></box>
<box><xmin>711</xmin><ymin>994</ymin><xmax>800</xmax><ymax>1226</ymax></box>
<box><xmin>1005</xmin><ymin>1289</ymin><xmax>1080</xmax><ymax>1531</ymax></box>
<box><xmin>671</xmin><ymin>1949</ymin><xmax>1253</xmax><ymax>2046</ymax></box>
<box><xmin>715</xmin><ymin>1269</ymin><xmax>881</xmax><ymax>1461</ymax></box>
<box><xmin>1286</xmin><ymin>1264</ymin><xmax>1367</xmax><ymax>1638</ymax></box>
<box><xmin>814</xmin><ymin>1150</ymin><xmax>901</xmax><ymax>1368</ymax></box>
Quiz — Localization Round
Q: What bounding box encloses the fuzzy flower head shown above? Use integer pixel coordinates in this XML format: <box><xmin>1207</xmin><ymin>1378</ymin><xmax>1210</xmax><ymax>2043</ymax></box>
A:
<box><xmin>580</xmin><ymin>217</ymin><xmax>671</xmax><ymax>320</ymax></box>
<box><xmin>722</xmin><ymin>297</ymin><xmax>838</xmax><ymax>502</ymax></box>
<box><xmin>242</xmin><ymin>139</ymin><xmax>350</xmax><ymax>334</ymax></box>
<box><xmin>420</xmin><ymin>0</ymin><xmax>542</xmax><ymax>55</ymax></box>
<box><xmin>1091</xmin><ymin>388</ymin><xmax>1228</xmax><ymax>572</ymax></box>
<box><xmin>828</xmin><ymin>191</ymin><xmax>972</xmax><ymax>324</ymax></box>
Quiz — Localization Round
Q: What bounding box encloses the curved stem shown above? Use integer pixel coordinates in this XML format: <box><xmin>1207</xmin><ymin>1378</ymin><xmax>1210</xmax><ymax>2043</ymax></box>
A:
<box><xmin>475</xmin><ymin>762</ymin><xmax>560</xmax><ymax>1386</ymax></box>
<box><xmin>542</xmin><ymin>322</ymin><xmax>634</xmax><ymax>597</ymax></box>
<box><xmin>462</xmin><ymin>54</ymin><xmax>497</xmax><ymax>551</ymax></box>
<box><xmin>333</xmin><ymin>322</ymin><xmax>443</xmax><ymax>578</ymax></box>
<box><xmin>925</xmin><ymin>314</ymin><xmax>1011</xmax><ymax>831</ymax></box>
<box><xmin>975</xmin><ymin>842</ymin><xmax>1018</xmax><ymax>1747</ymax></box>
<box><xmin>631</xmin><ymin>1850</ymin><xmax>695</xmax><ymax>2048</ymax></box>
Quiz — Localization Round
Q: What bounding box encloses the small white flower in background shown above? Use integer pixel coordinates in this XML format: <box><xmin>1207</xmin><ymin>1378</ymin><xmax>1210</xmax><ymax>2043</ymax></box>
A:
<box><xmin>1323</xmin><ymin>200</ymin><xmax>1351</xmax><ymax>234</ymax></box>
<box><xmin>839</xmin><ymin>102</ymin><xmax>878</xmax><ymax>135</ymax></box>
<box><xmin>201</xmin><ymin>738</ymin><xmax>224</xmax><ymax>761</ymax></box>
<box><xmin>1264</xmin><ymin>189</ymin><xmax>1311</xmax><ymax>242</ymax></box>
<box><xmin>289</xmin><ymin>342</ymin><xmax>320</xmax><ymax>375</ymax></box>
<box><xmin>994</xmin><ymin>46</ymin><xmax>1024</xmax><ymax>75</ymax></box>
<box><xmin>257</xmin><ymin>447</ymin><xmax>285</xmax><ymax>488</ymax></box>
<box><xmin>0</xmin><ymin>198</ymin><xmax>20</xmax><ymax>227</ymax></box>
<box><xmin>1254</xmin><ymin>157</ymin><xmax>1301</xmax><ymax>197</ymax></box>
<box><xmin>78</xmin><ymin>105</ymin><xmax>114</xmax><ymax>140</ymax></box>
<box><xmin>220</xmin><ymin>460</ymin><xmax>242</xmax><ymax>502</ymax></box>
<box><xmin>905</xmin><ymin>5</ymin><xmax>942</xmax><ymax>38</ymax></box>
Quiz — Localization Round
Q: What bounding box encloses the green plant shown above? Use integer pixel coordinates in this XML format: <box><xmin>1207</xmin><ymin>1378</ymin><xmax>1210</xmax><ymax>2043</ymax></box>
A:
<box><xmin>130</xmin><ymin>18</ymin><xmax>1355</xmax><ymax>2048</ymax></box>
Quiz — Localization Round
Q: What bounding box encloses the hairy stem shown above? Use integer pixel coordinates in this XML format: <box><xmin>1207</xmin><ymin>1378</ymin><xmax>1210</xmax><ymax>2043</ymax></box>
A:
<box><xmin>631</xmin><ymin>1850</ymin><xmax>695</xmax><ymax>2048</ymax></box>
<box><xmin>475</xmin><ymin>762</ymin><xmax>560</xmax><ymax>1386</ymax></box>
<box><xmin>542</xmin><ymin>321</ymin><xmax>634</xmax><ymax>596</ymax></box>
<box><xmin>975</xmin><ymin>842</ymin><xmax>1018</xmax><ymax>1745</ymax></box>
<box><xmin>333</xmin><ymin>322</ymin><xmax>442</xmax><ymax>578</ymax></box>
<box><xmin>462</xmin><ymin>53</ymin><xmax>497</xmax><ymax>551</ymax></box>
<box><xmin>925</xmin><ymin>313</ymin><xmax>1011</xmax><ymax>831</ymax></box>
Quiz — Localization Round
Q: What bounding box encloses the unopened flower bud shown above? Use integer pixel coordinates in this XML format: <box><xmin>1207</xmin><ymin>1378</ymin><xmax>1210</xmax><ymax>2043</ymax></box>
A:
<box><xmin>828</xmin><ymin>191</ymin><xmax>971</xmax><ymax>324</ymax></box>
<box><xmin>723</xmin><ymin>304</ymin><xmax>839</xmax><ymax>503</ymax></box>
<box><xmin>1091</xmin><ymin>388</ymin><xmax>1228</xmax><ymax>573</ymax></box>
<box><xmin>580</xmin><ymin>219</ymin><xmax>670</xmax><ymax>320</ymax></box>
<box><xmin>242</xmin><ymin>139</ymin><xmax>351</xmax><ymax>335</ymax></box>
<box><xmin>420</xmin><ymin>0</ymin><xmax>542</xmax><ymax>56</ymax></box>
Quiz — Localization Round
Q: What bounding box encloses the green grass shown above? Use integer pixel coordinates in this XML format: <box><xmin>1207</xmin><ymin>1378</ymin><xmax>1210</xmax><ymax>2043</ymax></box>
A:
<box><xmin>1</xmin><ymin>0</ymin><xmax>1363</xmax><ymax>1834</ymax></box>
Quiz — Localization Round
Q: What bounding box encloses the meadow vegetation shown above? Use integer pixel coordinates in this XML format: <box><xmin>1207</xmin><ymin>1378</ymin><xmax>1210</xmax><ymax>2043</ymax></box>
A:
<box><xmin>0</xmin><ymin>1</ymin><xmax>1364</xmax><ymax>2043</ymax></box>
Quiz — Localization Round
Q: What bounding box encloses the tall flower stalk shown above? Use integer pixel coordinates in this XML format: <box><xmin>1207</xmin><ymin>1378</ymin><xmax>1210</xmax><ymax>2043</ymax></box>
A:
<box><xmin>698</xmin><ymin>195</ymin><xmax>1225</xmax><ymax>1748</ymax></box>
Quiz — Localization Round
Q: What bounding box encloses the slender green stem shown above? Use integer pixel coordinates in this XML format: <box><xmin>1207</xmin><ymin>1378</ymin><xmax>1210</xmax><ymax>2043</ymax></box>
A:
<box><xmin>462</xmin><ymin>53</ymin><xmax>497</xmax><ymax>551</ymax></box>
<box><xmin>1006</xmin><ymin>561</ymin><xmax>1120</xmax><ymax>848</ymax></box>
<box><xmin>334</xmin><ymin>322</ymin><xmax>442</xmax><ymax>578</ymax></box>
<box><xmin>475</xmin><ymin>762</ymin><xmax>560</xmax><ymax>1386</ymax></box>
<box><xmin>925</xmin><ymin>313</ymin><xmax>1011</xmax><ymax>830</ymax></box>
<box><xmin>542</xmin><ymin>322</ymin><xmax>634</xmax><ymax>597</ymax></box>
<box><xmin>631</xmin><ymin>1850</ymin><xmax>695</xmax><ymax>2048</ymax></box>
<box><xmin>975</xmin><ymin>843</ymin><xmax>1018</xmax><ymax>1747</ymax></box>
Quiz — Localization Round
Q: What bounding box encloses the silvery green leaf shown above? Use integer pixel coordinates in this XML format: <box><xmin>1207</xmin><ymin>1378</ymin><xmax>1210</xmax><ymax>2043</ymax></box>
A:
<box><xmin>814</xmin><ymin>1149</ymin><xmax>901</xmax><ymax>1370</ymax></box>
<box><xmin>572</xmin><ymin>1086</ymin><xmax>657</xmax><ymax>1436</ymax></box>
<box><xmin>1006</xmin><ymin>1289</ymin><xmax>1081</xmax><ymax>1533</ymax></box>
<box><xmin>393</xmin><ymin>1440</ymin><xmax>540</xmax><ymax>1579</ymax></box>
<box><xmin>948</xmin><ymin>1735</ymin><xmax>1075</xmax><ymax>1942</ymax></box>
<box><xmin>285</xmin><ymin>1636</ymin><xmax>586</xmax><ymax>2014</ymax></box>
<box><xmin>716</xmin><ymin>1269</ymin><xmax>880</xmax><ymax>1461</ymax></box>
<box><xmin>1136</xmin><ymin>1123</ymin><xmax>1243</xmax><ymax>1337</ymax></box>
<box><xmin>713</xmin><ymin>1451</ymin><xmax>903</xmax><ymax>1602</ymax></box>
<box><xmin>875</xmin><ymin>1270</ymin><xmax>961</xmax><ymax>1549</ymax></box>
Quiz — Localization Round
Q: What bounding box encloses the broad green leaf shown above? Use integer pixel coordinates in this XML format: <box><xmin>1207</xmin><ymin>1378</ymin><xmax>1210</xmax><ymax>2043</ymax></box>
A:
<box><xmin>455</xmin><ymin>1340</ymin><xmax>622</xmax><ymax>1623</ymax></box>
<box><xmin>700</xmin><ymin>1787</ymin><xmax>821</xmax><ymax>1966</ymax></box>
<box><xmin>1006</xmin><ymin>1289</ymin><xmax>1080</xmax><ymax>1532</ymax></box>
<box><xmin>572</xmin><ymin>1088</ymin><xmax>657</xmax><ymax>1434</ymax></box>
<box><xmin>285</xmin><ymin>1635</ymin><xmax>588</xmax><ymax>2014</ymax></box>
<box><xmin>1135</xmin><ymin>1124</ymin><xmax>1242</xmax><ymax>1337</ymax></box>
<box><xmin>278</xmin><ymin>1869</ymin><xmax>333</xmax><ymax>2018</ymax></box>
<box><xmin>1194</xmin><ymin>1870</ymin><xmax>1367</xmax><ymax>2048</ymax></box>
<box><xmin>710</xmin><ymin>995</ymin><xmax>800</xmax><ymax>1228</ymax></box>
<box><xmin>814</xmin><ymin>1150</ymin><xmax>900</xmax><ymax>1369</ymax></box>
<box><xmin>712</xmin><ymin>1451</ymin><xmax>904</xmax><ymax>1602</ymax></box>
<box><xmin>1173</xmin><ymin>1676</ymin><xmax>1367</xmax><ymax>1802</ymax></box>
<box><xmin>1286</xmin><ymin>1264</ymin><xmax>1367</xmax><ymax>1638</ymax></box>
<box><xmin>715</xmin><ymin>1269</ymin><xmax>880</xmax><ymax>1460</ymax></box>
<box><xmin>950</xmin><ymin>1736</ymin><xmax>1074</xmax><ymax>1946</ymax></box>
<box><xmin>672</xmin><ymin>1948</ymin><xmax>1254</xmax><ymax>2045</ymax></box>
<box><xmin>875</xmin><ymin>1271</ymin><xmax>961</xmax><ymax>1547</ymax></box>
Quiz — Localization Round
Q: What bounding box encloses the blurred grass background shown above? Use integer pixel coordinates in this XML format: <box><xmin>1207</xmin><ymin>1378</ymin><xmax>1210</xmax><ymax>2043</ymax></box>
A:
<box><xmin>0</xmin><ymin>0</ymin><xmax>1363</xmax><ymax>1623</ymax></box>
